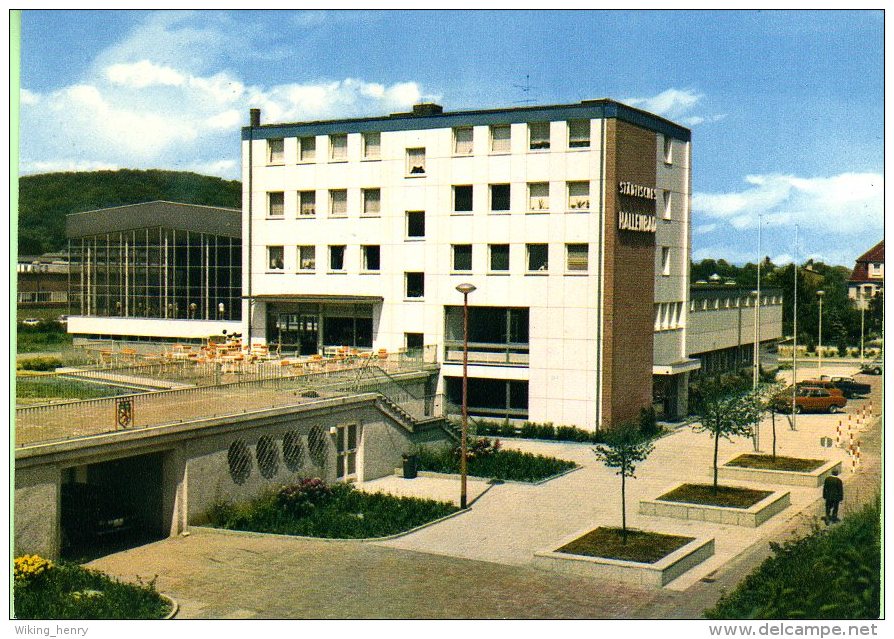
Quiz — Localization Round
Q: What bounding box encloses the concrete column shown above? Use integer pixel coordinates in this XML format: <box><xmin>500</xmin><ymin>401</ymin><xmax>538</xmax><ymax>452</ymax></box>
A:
<box><xmin>14</xmin><ymin>465</ymin><xmax>61</xmax><ymax>559</ymax></box>
<box><xmin>162</xmin><ymin>449</ymin><xmax>188</xmax><ymax>536</ymax></box>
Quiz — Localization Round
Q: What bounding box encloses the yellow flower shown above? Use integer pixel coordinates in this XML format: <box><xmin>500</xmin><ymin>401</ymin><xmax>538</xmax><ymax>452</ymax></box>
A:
<box><xmin>14</xmin><ymin>554</ymin><xmax>54</xmax><ymax>582</ymax></box>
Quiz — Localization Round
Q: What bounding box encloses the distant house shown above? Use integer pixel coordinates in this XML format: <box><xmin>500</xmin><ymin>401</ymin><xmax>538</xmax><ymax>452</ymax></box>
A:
<box><xmin>847</xmin><ymin>240</ymin><xmax>884</xmax><ymax>308</ymax></box>
<box><xmin>17</xmin><ymin>253</ymin><xmax>74</xmax><ymax>308</ymax></box>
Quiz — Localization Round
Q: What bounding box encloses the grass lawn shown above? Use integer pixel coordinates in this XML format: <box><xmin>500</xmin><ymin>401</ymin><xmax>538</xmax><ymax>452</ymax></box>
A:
<box><xmin>725</xmin><ymin>453</ymin><xmax>827</xmax><ymax>473</ymax></box>
<box><xmin>706</xmin><ymin>500</ymin><xmax>880</xmax><ymax>619</ymax></box>
<box><xmin>14</xmin><ymin>561</ymin><xmax>172</xmax><ymax>620</ymax></box>
<box><xmin>557</xmin><ymin>527</ymin><xmax>695</xmax><ymax>564</ymax></box>
<box><xmin>206</xmin><ymin>482</ymin><xmax>458</xmax><ymax>539</ymax></box>
<box><xmin>658</xmin><ymin>483</ymin><xmax>774</xmax><ymax>509</ymax></box>
<box><xmin>16</xmin><ymin>375</ymin><xmax>132</xmax><ymax>404</ymax></box>
<box><xmin>416</xmin><ymin>443</ymin><xmax>576</xmax><ymax>483</ymax></box>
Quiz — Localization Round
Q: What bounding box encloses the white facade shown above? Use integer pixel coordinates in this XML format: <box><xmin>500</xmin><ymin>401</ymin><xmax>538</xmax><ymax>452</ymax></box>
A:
<box><xmin>242</xmin><ymin>101</ymin><xmax>694</xmax><ymax>429</ymax></box>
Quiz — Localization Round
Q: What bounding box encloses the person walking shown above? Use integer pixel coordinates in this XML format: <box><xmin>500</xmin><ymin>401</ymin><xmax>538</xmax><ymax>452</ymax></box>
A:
<box><xmin>822</xmin><ymin>468</ymin><xmax>844</xmax><ymax>523</ymax></box>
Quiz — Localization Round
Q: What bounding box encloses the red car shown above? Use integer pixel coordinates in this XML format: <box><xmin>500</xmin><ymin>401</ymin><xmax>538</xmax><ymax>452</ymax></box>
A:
<box><xmin>774</xmin><ymin>387</ymin><xmax>847</xmax><ymax>414</ymax></box>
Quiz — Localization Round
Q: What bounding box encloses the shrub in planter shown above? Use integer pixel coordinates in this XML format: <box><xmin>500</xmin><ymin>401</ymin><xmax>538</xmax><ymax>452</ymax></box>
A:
<box><xmin>521</xmin><ymin>421</ymin><xmax>556</xmax><ymax>440</ymax></box>
<box><xmin>277</xmin><ymin>478</ymin><xmax>332</xmax><ymax>516</ymax></box>
<box><xmin>17</xmin><ymin>356</ymin><xmax>64</xmax><ymax>371</ymax></box>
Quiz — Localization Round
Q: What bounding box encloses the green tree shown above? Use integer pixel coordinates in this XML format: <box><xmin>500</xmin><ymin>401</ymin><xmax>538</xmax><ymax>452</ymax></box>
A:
<box><xmin>691</xmin><ymin>375</ymin><xmax>763</xmax><ymax>491</ymax></box>
<box><xmin>592</xmin><ymin>422</ymin><xmax>655</xmax><ymax>543</ymax></box>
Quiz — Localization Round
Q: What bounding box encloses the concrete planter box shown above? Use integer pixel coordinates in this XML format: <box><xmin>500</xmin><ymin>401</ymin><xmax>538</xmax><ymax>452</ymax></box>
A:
<box><xmin>639</xmin><ymin>485</ymin><xmax>791</xmax><ymax>528</ymax></box>
<box><xmin>393</xmin><ymin>465</ymin><xmax>580</xmax><ymax>486</ymax></box>
<box><xmin>718</xmin><ymin>459</ymin><xmax>841</xmax><ymax>488</ymax></box>
<box><xmin>534</xmin><ymin>532</ymin><xmax>715</xmax><ymax>587</ymax></box>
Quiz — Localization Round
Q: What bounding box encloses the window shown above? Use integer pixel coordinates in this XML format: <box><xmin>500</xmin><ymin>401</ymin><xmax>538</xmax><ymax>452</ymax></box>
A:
<box><xmin>329</xmin><ymin>189</ymin><xmax>347</xmax><ymax>217</ymax></box>
<box><xmin>529</xmin><ymin>122</ymin><xmax>550</xmax><ymax>150</ymax></box>
<box><xmin>406</xmin><ymin>211</ymin><xmax>425</xmax><ymax>238</ymax></box>
<box><xmin>663</xmin><ymin>136</ymin><xmax>673</xmax><ymax>164</ymax></box>
<box><xmin>444</xmin><ymin>377</ymin><xmax>529</xmax><ymax>418</ymax></box>
<box><xmin>268</xmin><ymin>246</ymin><xmax>284</xmax><ymax>271</ymax></box>
<box><xmin>362</xmin><ymin>131</ymin><xmax>380</xmax><ymax>159</ymax></box>
<box><xmin>568</xmin><ymin>182</ymin><xmax>590</xmax><ymax>210</ymax></box>
<box><xmin>268</xmin><ymin>191</ymin><xmax>285</xmax><ymax>217</ymax></box>
<box><xmin>444</xmin><ymin>307</ymin><xmax>530</xmax><ymax>368</ymax></box>
<box><xmin>454</xmin><ymin>185</ymin><xmax>473</xmax><ymax>212</ymax></box>
<box><xmin>568</xmin><ymin>120</ymin><xmax>590</xmax><ymax>148</ymax></box>
<box><xmin>405</xmin><ymin>332</ymin><xmax>424</xmax><ymax>352</ymax></box>
<box><xmin>298</xmin><ymin>136</ymin><xmax>316</xmax><ymax>161</ymax></box>
<box><xmin>454</xmin><ymin>127</ymin><xmax>473</xmax><ymax>155</ymax></box>
<box><xmin>566</xmin><ymin>244</ymin><xmax>588</xmax><ymax>272</ymax></box>
<box><xmin>663</xmin><ymin>190</ymin><xmax>672</xmax><ymax>220</ymax></box>
<box><xmin>267</xmin><ymin>138</ymin><xmax>284</xmax><ymax>164</ymax></box>
<box><xmin>490</xmin><ymin>184</ymin><xmax>511</xmax><ymax>212</ymax></box>
<box><xmin>406</xmin><ymin>148</ymin><xmax>426</xmax><ymax>175</ymax></box>
<box><xmin>528</xmin><ymin>182</ymin><xmax>549</xmax><ymax>212</ymax></box>
<box><xmin>526</xmin><ymin>244</ymin><xmax>548</xmax><ymax>272</ymax></box>
<box><xmin>490</xmin><ymin>124</ymin><xmax>511</xmax><ymax>153</ymax></box>
<box><xmin>661</xmin><ymin>247</ymin><xmax>671</xmax><ymax>276</ymax></box>
<box><xmin>299</xmin><ymin>191</ymin><xmax>316</xmax><ymax>216</ymax></box>
<box><xmin>330</xmin><ymin>133</ymin><xmax>347</xmax><ymax>161</ymax></box>
<box><xmin>452</xmin><ymin>244</ymin><xmax>472</xmax><ymax>271</ymax></box>
<box><xmin>489</xmin><ymin>244</ymin><xmax>510</xmax><ymax>271</ymax></box>
<box><xmin>362</xmin><ymin>245</ymin><xmax>381</xmax><ymax>271</ymax></box>
<box><xmin>405</xmin><ymin>272</ymin><xmax>425</xmax><ymax>298</ymax></box>
<box><xmin>329</xmin><ymin>245</ymin><xmax>346</xmax><ymax>271</ymax></box>
<box><xmin>362</xmin><ymin>188</ymin><xmax>381</xmax><ymax>215</ymax></box>
<box><xmin>298</xmin><ymin>246</ymin><xmax>316</xmax><ymax>271</ymax></box>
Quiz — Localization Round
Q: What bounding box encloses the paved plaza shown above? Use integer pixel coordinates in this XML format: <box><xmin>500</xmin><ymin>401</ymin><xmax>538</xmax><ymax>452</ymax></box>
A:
<box><xmin>87</xmin><ymin>364</ymin><xmax>881</xmax><ymax>618</ymax></box>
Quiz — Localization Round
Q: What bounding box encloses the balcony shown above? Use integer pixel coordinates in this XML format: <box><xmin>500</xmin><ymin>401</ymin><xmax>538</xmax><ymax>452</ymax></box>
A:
<box><xmin>444</xmin><ymin>341</ymin><xmax>529</xmax><ymax>366</ymax></box>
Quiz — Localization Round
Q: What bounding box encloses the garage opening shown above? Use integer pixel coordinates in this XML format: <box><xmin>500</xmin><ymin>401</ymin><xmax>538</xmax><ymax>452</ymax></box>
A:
<box><xmin>60</xmin><ymin>452</ymin><xmax>166</xmax><ymax>560</ymax></box>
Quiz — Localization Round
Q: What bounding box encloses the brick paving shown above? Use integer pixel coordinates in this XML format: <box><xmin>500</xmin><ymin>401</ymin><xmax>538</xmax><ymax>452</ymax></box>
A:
<box><xmin>85</xmin><ymin>363</ymin><xmax>882</xmax><ymax>619</ymax></box>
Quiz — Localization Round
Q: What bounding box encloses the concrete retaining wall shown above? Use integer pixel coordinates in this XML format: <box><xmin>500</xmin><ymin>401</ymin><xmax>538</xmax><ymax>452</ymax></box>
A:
<box><xmin>639</xmin><ymin>487</ymin><xmax>791</xmax><ymax>527</ymax></box>
<box><xmin>718</xmin><ymin>459</ymin><xmax>841</xmax><ymax>488</ymax></box>
<box><xmin>534</xmin><ymin>535</ymin><xmax>715</xmax><ymax>587</ymax></box>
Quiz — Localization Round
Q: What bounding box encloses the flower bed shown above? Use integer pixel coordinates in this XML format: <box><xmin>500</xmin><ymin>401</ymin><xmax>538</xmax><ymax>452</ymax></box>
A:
<box><xmin>415</xmin><ymin>439</ymin><xmax>577</xmax><ymax>483</ymax></box>
<box><xmin>206</xmin><ymin>479</ymin><xmax>458</xmax><ymax>539</ymax></box>
<box><xmin>13</xmin><ymin>556</ymin><xmax>173</xmax><ymax>619</ymax></box>
<box><xmin>640</xmin><ymin>483</ymin><xmax>790</xmax><ymax>528</ymax></box>
<box><xmin>657</xmin><ymin>484</ymin><xmax>773</xmax><ymax>508</ymax></box>
<box><xmin>725</xmin><ymin>454</ymin><xmax>826</xmax><ymax>473</ymax></box>
<box><xmin>534</xmin><ymin>527</ymin><xmax>715</xmax><ymax>587</ymax></box>
<box><xmin>720</xmin><ymin>455</ymin><xmax>842</xmax><ymax>488</ymax></box>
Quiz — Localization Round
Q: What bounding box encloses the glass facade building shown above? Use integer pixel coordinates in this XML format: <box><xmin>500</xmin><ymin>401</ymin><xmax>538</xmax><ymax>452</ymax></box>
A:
<box><xmin>66</xmin><ymin>202</ymin><xmax>242</xmax><ymax>322</ymax></box>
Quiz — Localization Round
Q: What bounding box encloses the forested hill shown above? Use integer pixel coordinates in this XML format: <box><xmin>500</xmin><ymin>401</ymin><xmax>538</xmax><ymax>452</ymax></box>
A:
<box><xmin>17</xmin><ymin>169</ymin><xmax>242</xmax><ymax>256</ymax></box>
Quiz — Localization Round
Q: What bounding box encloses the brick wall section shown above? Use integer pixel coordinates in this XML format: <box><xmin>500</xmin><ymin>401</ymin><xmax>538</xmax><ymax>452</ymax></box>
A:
<box><xmin>601</xmin><ymin>119</ymin><xmax>656</xmax><ymax>428</ymax></box>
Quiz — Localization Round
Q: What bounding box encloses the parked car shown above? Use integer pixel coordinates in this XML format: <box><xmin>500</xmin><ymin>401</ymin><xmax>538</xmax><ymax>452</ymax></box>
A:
<box><xmin>817</xmin><ymin>375</ymin><xmax>871</xmax><ymax>398</ymax></box>
<box><xmin>859</xmin><ymin>359</ymin><xmax>883</xmax><ymax>376</ymax></box>
<box><xmin>60</xmin><ymin>482</ymin><xmax>135</xmax><ymax>548</ymax></box>
<box><xmin>796</xmin><ymin>380</ymin><xmax>845</xmax><ymax>397</ymax></box>
<box><xmin>773</xmin><ymin>386</ymin><xmax>847</xmax><ymax>414</ymax></box>
<box><xmin>21</xmin><ymin>318</ymin><xmax>40</xmax><ymax>327</ymax></box>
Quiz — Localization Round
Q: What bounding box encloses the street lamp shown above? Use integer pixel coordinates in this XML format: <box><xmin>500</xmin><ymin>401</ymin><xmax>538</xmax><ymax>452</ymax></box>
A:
<box><xmin>816</xmin><ymin>290</ymin><xmax>825</xmax><ymax>370</ymax></box>
<box><xmin>751</xmin><ymin>289</ymin><xmax>761</xmax><ymax>451</ymax></box>
<box><xmin>455</xmin><ymin>282</ymin><xmax>477</xmax><ymax>509</ymax></box>
<box><xmin>860</xmin><ymin>298</ymin><xmax>866</xmax><ymax>365</ymax></box>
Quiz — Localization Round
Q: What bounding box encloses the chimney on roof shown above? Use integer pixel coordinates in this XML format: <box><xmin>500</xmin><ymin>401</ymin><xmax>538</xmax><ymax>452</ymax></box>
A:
<box><xmin>249</xmin><ymin>108</ymin><xmax>261</xmax><ymax>127</ymax></box>
<box><xmin>412</xmin><ymin>103</ymin><xmax>443</xmax><ymax>117</ymax></box>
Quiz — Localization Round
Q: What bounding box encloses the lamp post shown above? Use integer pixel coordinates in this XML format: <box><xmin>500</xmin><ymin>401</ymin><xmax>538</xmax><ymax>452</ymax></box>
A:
<box><xmin>860</xmin><ymin>299</ymin><xmax>866</xmax><ymax>365</ymax></box>
<box><xmin>816</xmin><ymin>290</ymin><xmax>825</xmax><ymax>370</ymax></box>
<box><xmin>455</xmin><ymin>282</ymin><xmax>477</xmax><ymax>509</ymax></box>
<box><xmin>751</xmin><ymin>289</ymin><xmax>761</xmax><ymax>451</ymax></box>
<box><xmin>791</xmin><ymin>227</ymin><xmax>799</xmax><ymax>431</ymax></box>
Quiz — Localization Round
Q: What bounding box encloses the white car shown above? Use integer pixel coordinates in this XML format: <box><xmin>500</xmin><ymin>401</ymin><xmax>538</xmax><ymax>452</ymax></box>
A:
<box><xmin>22</xmin><ymin>318</ymin><xmax>40</xmax><ymax>327</ymax></box>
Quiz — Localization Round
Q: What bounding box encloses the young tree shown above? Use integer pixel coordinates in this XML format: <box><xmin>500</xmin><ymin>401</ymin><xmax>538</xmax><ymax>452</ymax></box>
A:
<box><xmin>593</xmin><ymin>422</ymin><xmax>655</xmax><ymax>543</ymax></box>
<box><xmin>756</xmin><ymin>382</ymin><xmax>785</xmax><ymax>459</ymax></box>
<box><xmin>690</xmin><ymin>375</ymin><xmax>764</xmax><ymax>491</ymax></box>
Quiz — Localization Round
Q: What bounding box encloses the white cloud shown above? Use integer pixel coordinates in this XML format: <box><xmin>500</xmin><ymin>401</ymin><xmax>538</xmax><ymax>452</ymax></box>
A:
<box><xmin>694</xmin><ymin>223</ymin><xmax>718</xmax><ymax>235</ymax></box>
<box><xmin>693</xmin><ymin>172</ymin><xmax>883</xmax><ymax>234</ymax></box>
<box><xmin>626</xmin><ymin>88</ymin><xmax>725</xmax><ymax>128</ymax></box>
<box><xmin>20</xmin><ymin>159</ymin><xmax>120</xmax><ymax>173</ymax></box>
<box><xmin>105</xmin><ymin>60</ymin><xmax>185</xmax><ymax>88</ymax></box>
<box><xmin>20</xmin><ymin>88</ymin><xmax>39</xmax><ymax>105</ymax></box>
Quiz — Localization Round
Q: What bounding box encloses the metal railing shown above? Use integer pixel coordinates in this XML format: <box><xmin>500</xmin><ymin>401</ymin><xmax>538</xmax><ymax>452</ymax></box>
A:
<box><xmin>443</xmin><ymin>341</ymin><xmax>530</xmax><ymax>366</ymax></box>
<box><xmin>15</xmin><ymin>362</ymin><xmax>441</xmax><ymax>448</ymax></box>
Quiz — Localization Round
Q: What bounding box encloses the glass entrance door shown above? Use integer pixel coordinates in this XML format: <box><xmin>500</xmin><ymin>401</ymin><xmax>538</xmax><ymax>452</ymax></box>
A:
<box><xmin>297</xmin><ymin>314</ymin><xmax>319</xmax><ymax>356</ymax></box>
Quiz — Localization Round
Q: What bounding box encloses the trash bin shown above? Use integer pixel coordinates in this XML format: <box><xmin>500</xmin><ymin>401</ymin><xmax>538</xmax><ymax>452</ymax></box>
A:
<box><xmin>402</xmin><ymin>454</ymin><xmax>418</xmax><ymax>479</ymax></box>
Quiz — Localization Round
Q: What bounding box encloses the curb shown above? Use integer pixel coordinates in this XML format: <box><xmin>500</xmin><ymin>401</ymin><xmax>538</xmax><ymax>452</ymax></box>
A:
<box><xmin>191</xmin><ymin>506</ymin><xmax>471</xmax><ymax>543</ymax></box>
<box><xmin>160</xmin><ymin>593</ymin><xmax>179</xmax><ymax>619</ymax></box>
<box><xmin>399</xmin><ymin>463</ymin><xmax>581</xmax><ymax>486</ymax></box>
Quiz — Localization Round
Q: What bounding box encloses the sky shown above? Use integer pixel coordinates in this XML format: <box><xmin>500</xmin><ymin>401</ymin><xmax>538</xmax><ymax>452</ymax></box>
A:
<box><xmin>16</xmin><ymin>9</ymin><xmax>884</xmax><ymax>267</ymax></box>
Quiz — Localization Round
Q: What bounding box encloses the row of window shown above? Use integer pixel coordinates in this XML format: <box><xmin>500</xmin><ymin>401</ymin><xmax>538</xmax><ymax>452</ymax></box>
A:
<box><xmin>267</xmin><ymin>184</ymin><xmax>677</xmax><ymax>219</ymax></box>
<box><xmin>689</xmin><ymin>295</ymin><xmax>782</xmax><ymax>312</ymax></box>
<box><xmin>654</xmin><ymin>302</ymin><xmax>685</xmax><ymax>331</ymax></box>
<box><xmin>265</xmin><ymin>243</ymin><xmax>594</xmax><ymax>282</ymax></box>
<box><xmin>265</xmin><ymin>120</ymin><xmax>605</xmax><ymax>166</ymax></box>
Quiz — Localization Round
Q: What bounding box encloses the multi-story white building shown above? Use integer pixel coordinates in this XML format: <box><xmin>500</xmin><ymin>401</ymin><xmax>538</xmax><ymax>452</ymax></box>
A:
<box><xmin>241</xmin><ymin>100</ymin><xmax>698</xmax><ymax>430</ymax></box>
